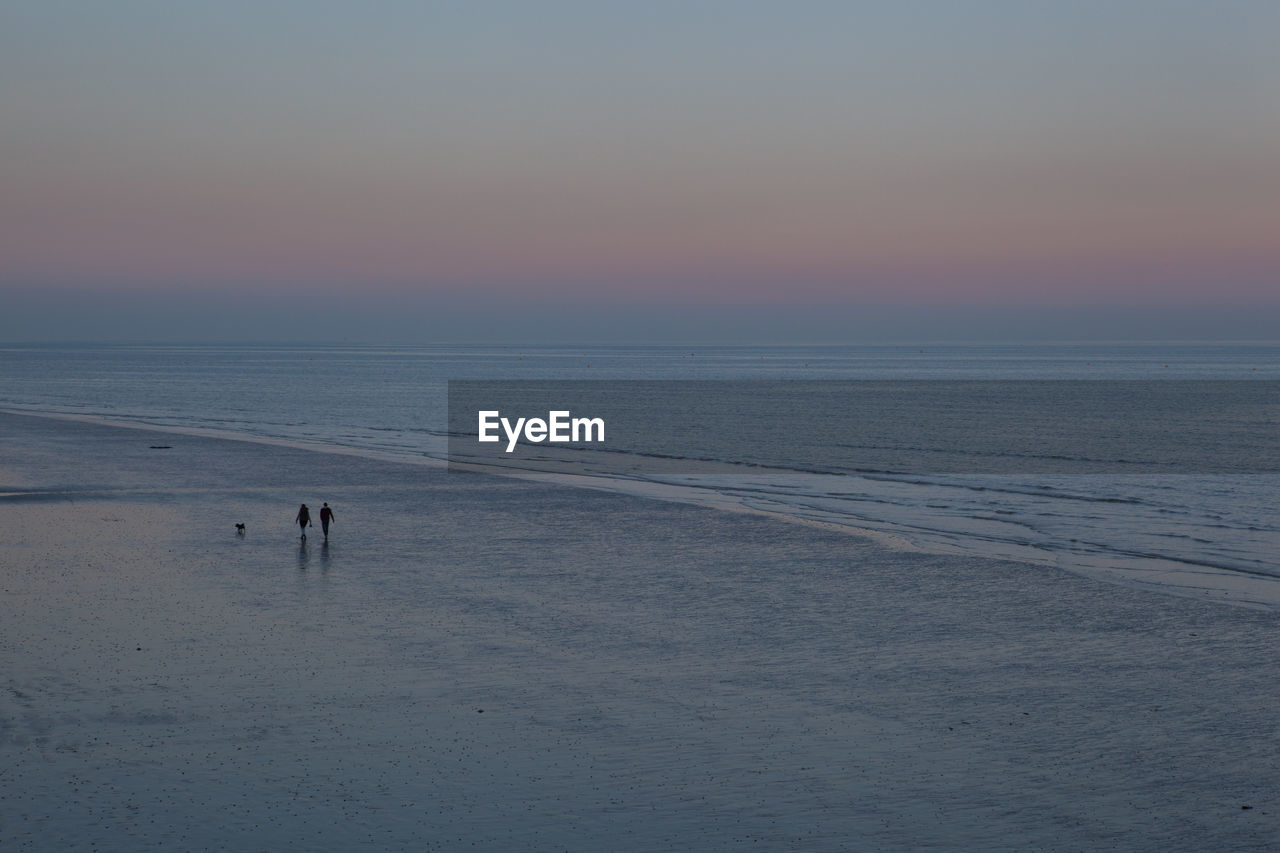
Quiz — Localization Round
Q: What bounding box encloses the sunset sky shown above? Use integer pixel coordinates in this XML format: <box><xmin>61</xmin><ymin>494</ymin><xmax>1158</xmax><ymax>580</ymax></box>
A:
<box><xmin>2</xmin><ymin>1</ymin><xmax>1277</xmax><ymax>342</ymax></box>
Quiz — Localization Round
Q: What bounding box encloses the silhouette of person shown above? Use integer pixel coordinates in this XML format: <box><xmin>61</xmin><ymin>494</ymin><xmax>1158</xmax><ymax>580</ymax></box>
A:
<box><xmin>319</xmin><ymin>502</ymin><xmax>335</xmax><ymax>540</ymax></box>
<box><xmin>295</xmin><ymin>503</ymin><xmax>311</xmax><ymax>539</ymax></box>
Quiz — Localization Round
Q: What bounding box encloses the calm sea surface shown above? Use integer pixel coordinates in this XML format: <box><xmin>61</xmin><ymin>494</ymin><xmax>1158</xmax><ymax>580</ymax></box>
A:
<box><xmin>2</xmin><ymin>343</ymin><xmax>1277</xmax><ymax>607</ymax></box>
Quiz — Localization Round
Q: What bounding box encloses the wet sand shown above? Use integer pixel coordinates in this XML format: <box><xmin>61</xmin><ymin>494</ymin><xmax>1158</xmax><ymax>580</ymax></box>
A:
<box><xmin>1</xmin><ymin>411</ymin><xmax>1277</xmax><ymax>851</ymax></box>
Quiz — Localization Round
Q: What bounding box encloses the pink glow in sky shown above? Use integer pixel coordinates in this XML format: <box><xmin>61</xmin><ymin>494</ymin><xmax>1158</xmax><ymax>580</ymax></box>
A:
<box><xmin>2</xmin><ymin>2</ymin><xmax>1278</xmax><ymax>341</ymax></box>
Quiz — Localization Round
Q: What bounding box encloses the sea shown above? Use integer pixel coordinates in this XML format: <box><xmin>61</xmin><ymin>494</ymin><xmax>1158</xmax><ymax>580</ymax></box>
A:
<box><xmin>2</xmin><ymin>342</ymin><xmax>1277</xmax><ymax>608</ymax></box>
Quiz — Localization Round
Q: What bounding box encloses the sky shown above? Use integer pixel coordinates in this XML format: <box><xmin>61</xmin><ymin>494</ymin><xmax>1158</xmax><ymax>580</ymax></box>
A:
<box><xmin>2</xmin><ymin>1</ymin><xmax>1277</xmax><ymax>343</ymax></box>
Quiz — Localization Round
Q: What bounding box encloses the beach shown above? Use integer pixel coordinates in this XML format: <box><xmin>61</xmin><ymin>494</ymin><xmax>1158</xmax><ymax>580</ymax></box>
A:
<box><xmin>1</xmin><ymin>410</ymin><xmax>1277</xmax><ymax>851</ymax></box>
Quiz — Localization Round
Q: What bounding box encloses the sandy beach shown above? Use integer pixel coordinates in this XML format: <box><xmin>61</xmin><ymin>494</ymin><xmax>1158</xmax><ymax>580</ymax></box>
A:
<box><xmin>1</xmin><ymin>410</ymin><xmax>1277</xmax><ymax>851</ymax></box>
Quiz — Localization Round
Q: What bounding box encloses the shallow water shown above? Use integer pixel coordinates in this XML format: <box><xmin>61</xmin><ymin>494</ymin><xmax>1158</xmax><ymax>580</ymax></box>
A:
<box><xmin>2</xmin><ymin>413</ymin><xmax>1277</xmax><ymax>850</ymax></box>
<box><xmin>5</xmin><ymin>342</ymin><xmax>1275</xmax><ymax>607</ymax></box>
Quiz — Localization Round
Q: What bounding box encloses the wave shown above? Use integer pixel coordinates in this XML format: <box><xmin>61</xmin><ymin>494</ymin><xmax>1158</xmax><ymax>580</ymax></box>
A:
<box><xmin>7</xmin><ymin>403</ymin><xmax>1278</xmax><ymax>610</ymax></box>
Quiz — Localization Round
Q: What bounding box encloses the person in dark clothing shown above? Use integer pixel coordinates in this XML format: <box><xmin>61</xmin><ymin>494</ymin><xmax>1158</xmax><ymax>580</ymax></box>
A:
<box><xmin>319</xmin><ymin>502</ymin><xmax>335</xmax><ymax>541</ymax></box>
<box><xmin>295</xmin><ymin>504</ymin><xmax>311</xmax><ymax>539</ymax></box>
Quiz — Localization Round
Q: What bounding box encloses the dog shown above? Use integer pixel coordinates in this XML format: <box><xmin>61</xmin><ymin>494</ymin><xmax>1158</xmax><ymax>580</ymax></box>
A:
<box><xmin>235</xmin><ymin>523</ymin><xmax>246</xmax><ymax>534</ymax></box>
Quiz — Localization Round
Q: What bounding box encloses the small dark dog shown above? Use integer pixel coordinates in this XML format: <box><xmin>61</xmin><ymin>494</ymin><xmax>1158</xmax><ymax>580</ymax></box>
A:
<box><xmin>235</xmin><ymin>523</ymin><xmax>246</xmax><ymax>534</ymax></box>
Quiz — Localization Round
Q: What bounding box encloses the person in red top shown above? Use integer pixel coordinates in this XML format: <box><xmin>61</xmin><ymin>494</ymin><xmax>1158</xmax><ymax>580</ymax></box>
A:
<box><xmin>319</xmin><ymin>502</ymin><xmax>336</xmax><ymax>541</ymax></box>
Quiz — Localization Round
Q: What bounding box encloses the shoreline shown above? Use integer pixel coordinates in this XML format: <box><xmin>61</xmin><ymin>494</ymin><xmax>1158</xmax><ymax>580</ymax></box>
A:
<box><xmin>0</xmin><ymin>406</ymin><xmax>451</xmax><ymax>467</ymax></box>
<box><xmin>6</xmin><ymin>406</ymin><xmax>1276</xmax><ymax>613</ymax></box>
<box><xmin>2</xmin><ymin>411</ymin><xmax>1278</xmax><ymax>850</ymax></box>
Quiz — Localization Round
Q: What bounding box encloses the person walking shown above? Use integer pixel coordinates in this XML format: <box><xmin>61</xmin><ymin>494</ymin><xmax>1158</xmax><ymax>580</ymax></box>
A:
<box><xmin>319</xmin><ymin>502</ymin><xmax>336</xmax><ymax>541</ymax></box>
<box><xmin>295</xmin><ymin>503</ymin><xmax>312</xmax><ymax>539</ymax></box>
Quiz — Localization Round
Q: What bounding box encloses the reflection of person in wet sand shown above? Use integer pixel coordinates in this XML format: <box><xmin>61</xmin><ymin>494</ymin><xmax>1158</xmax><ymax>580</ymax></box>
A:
<box><xmin>319</xmin><ymin>502</ymin><xmax>336</xmax><ymax>541</ymax></box>
<box><xmin>295</xmin><ymin>503</ymin><xmax>311</xmax><ymax>539</ymax></box>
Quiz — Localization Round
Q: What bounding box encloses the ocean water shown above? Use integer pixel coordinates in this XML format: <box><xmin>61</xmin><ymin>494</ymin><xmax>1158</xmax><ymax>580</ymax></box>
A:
<box><xmin>8</xmin><ymin>411</ymin><xmax>1278</xmax><ymax>852</ymax></box>
<box><xmin>2</xmin><ymin>342</ymin><xmax>1277</xmax><ymax>607</ymax></box>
